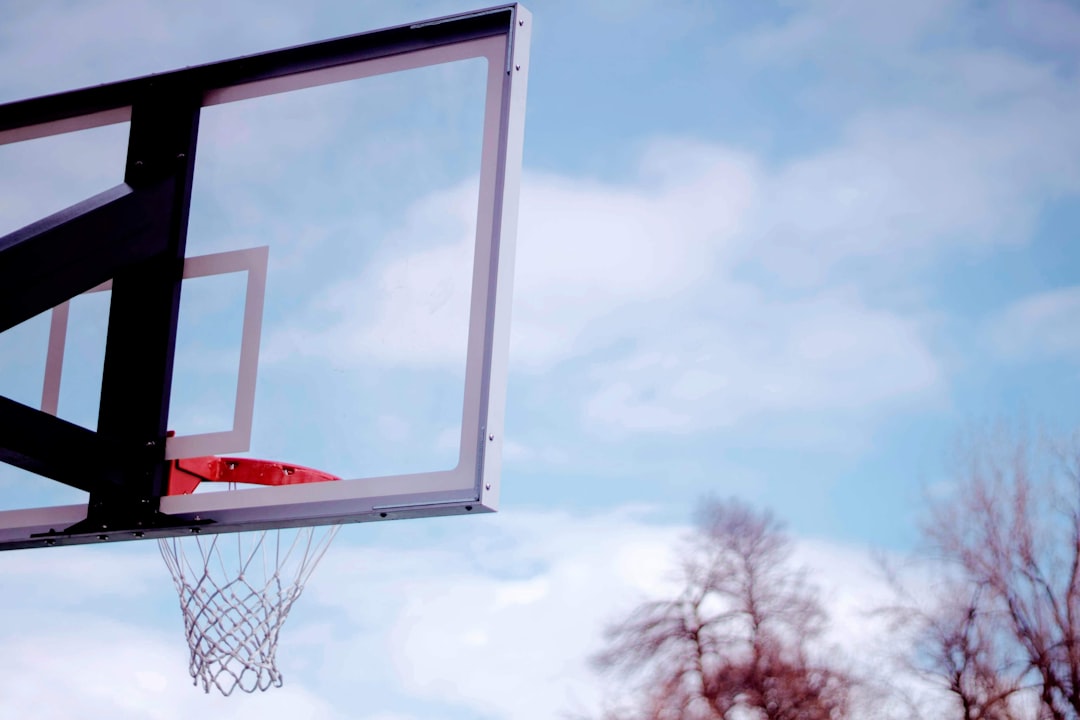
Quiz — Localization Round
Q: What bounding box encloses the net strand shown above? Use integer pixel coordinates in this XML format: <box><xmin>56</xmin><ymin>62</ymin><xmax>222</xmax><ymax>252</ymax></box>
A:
<box><xmin>159</xmin><ymin>525</ymin><xmax>339</xmax><ymax>696</ymax></box>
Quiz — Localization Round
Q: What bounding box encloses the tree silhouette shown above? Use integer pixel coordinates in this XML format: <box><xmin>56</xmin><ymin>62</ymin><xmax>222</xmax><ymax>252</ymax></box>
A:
<box><xmin>593</xmin><ymin>498</ymin><xmax>852</xmax><ymax>720</ymax></box>
<box><xmin>905</xmin><ymin>430</ymin><xmax>1080</xmax><ymax>719</ymax></box>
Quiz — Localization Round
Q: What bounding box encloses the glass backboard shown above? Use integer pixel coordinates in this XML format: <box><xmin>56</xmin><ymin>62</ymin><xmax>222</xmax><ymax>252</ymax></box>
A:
<box><xmin>0</xmin><ymin>4</ymin><xmax>531</xmax><ymax>550</ymax></box>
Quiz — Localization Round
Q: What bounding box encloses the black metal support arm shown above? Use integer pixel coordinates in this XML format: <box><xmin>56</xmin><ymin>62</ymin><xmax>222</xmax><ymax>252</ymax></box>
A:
<box><xmin>85</xmin><ymin>92</ymin><xmax>201</xmax><ymax>523</ymax></box>
<box><xmin>0</xmin><ymin>93</ymin><xmax>199</xmax><ymax>519</ymax></box>
<box><xmin>0</xmin><ymin>6</ymin><xmax>514</xmax><ymax>145</ymax></box>
<box><xmin>0</xmin><ymin>181</ymin><xmax>174</xmax><ymax>334</ymax></box>
<box><xmin>0</xmin><ymin>397</ymin><xmax>115</xmax><ymax>493</ymax></box>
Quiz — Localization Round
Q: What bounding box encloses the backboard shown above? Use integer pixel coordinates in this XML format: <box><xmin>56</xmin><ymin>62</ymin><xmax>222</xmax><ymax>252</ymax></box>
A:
<box><xmin>0</xmin><ymin>5</ymin><xmax>531</xmax><ymax>550</ymax></box>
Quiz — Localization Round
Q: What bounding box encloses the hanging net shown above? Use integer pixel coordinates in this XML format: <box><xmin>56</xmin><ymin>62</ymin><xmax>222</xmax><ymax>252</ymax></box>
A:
<box><xmin>159</xmin><ymin>525</ymin><xmax>339</xmax><ymax>695</ymax></box>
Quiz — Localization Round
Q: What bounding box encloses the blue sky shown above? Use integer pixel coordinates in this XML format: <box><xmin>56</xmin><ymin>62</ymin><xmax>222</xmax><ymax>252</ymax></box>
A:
<box><xmin>0</xmin><ymin>0</ymin><xmax>1078</xmax><ymax>718</ymax></box>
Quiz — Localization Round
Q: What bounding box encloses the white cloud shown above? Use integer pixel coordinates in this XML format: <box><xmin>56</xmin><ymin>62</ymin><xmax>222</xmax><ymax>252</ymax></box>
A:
<box><xmin>989</xmin><ymin>286</ymin><xmax>1080</xmax><ymax>361</ymax></box>
<box><xmin>499</xmin><ymin>437</ymin><xmax>571</xmax><ymax>469</ymax></box>
<box><xmin>991</xmin><ymin>0</ymin><xmax>1080</xmax><ymax>52</ymax></box>
<box><xmin>304</xmin><ymin>508</ymin><xmax>946</xmax><ymax>720</ymax></box>
<box><xmin>265</xmin><ymin>141</ymin><xmax>758</xmax><ymax>372</ymax></box>
<box><xmin>511</xmin><ymin>142</ymin><xmax>757</xmax><ymax>369</ymax></box>
<box><xmin>20</xmin><ymin>642</ymin><xmax>341</xmax><ymax>718</ymax></box>
<box><xmin>795</xmin><ymin>540</ymin><xmax>954</xmax><ymax>718</ymax></box>
<box><xmin>259</xmin><ymin>132</ymin><xmax>951</xmax><ymax>437</ymax></box>
<box><xmin>738</xmin><ymin>0</ymin><xmax>963</xmax><ymax>60</ymax></box>
<box><xmin>729</xmin><ymin>0</ymin><xmax>1080</xmax><ymax>293</ymax></box>
<box><xmin>0</xmin><ymin>506</ymin><xmax>950</xmax><ymax>720</ymax></box>
<box><xmin>736</xmin><ymin>0</ymin><xmax>1077</xmax><ymax>68</ymax></box>
<box><xmin>746</xmin><ymin>106</ymin><xmax>1079</xmax><ymax>286</ymax></box>
<box><xmin>0</xmin><ymin>545</ymin><xmax>161</xmax><ymax>600</ymax></box>
<box><xmin>0</xmin><ymin>621</ymin><xmax>345</xmax><ymax>720</ymax></box>
<box><xmin>941</xmin><ymin>48</ymin><xmax>1063</xmax><ymax>102</ymax></box>
<box><xmin>292</xmin><ymin>182</ymin><xmax>477</xmax><ymax>368</ymax></box>
<box><xmin>304</xmin><ymin>509</ymin><xmax>683</xmax><ymax>720</ymax></box>
<box><xmin>795</xmin><ymin>540</ymin><xmax>904</xmax><ymax>654</ymax></box>
<box><xmin>584</xmin><ymin>289</ymin><xmax>941</xmax><ymax>433</ymax></box>
<box><xmin>0</xmin><ymin>544</ymin><xmax>348</xmax><ymax>720</ymax></box>
<box><xmin>13</xmin><ymin>0</ymin><xmax>1073</xmax><ymax>450</ymax></box>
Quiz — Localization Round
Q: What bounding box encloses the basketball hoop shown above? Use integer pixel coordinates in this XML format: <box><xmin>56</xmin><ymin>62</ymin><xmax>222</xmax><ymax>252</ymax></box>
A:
<box><xmin>159</xmin><ymin>457</ymin><xmax>340</xmax><ymax>695</ymax></box>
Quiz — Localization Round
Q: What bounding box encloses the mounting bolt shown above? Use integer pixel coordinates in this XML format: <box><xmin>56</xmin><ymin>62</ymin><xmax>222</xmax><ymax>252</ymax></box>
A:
<box><xmin>44</xmin><ymin>539</ymin><xmax>56</xmax><ymax>547</ymax></box>
<box><xmin>97</xmin><ymin>534</ymin><xmax>108</xmax><ymax>541</ymax></box>
<box><xmin>465</xmin><ymin>505</ymin><xmax>473</xmax><ymax>512</ymax></box>
<box><xmin>485</xmin><ymin>483</ymin><xmax>491</xmax><ymax>491</ymax></box>
<box><xmin>489</xmin><ymin>434</ymin><xmax>495</xmax><ymax>441</ymax></box>
<box><xmin>515</xmin><ymin>64</ymin><xmax>521</xmax><ymax>71</ymax></box>
<box><xmin>132</xmin><ymin>531</ymin><xmax>144</xmax><ymax>538</ymax></box>
<box><xmin>176</xmin><ymin>152</ymin><xmax>186</xmax><ymax>160</ymax></box>
<box><xmin>134</xmin><ymin>160</ymin><xmax>143</xmax><ymax>167</ymax></box>
<box><xmin>190</xmin><ymin>527</ymin><xmax>201</xmax><ymax>534</ymax></box>
<box><xmin>145</xmin><ymin>440</ymin><xmax>156</xmax><ymax>448</ymax></box>
<box><xmin>379</xmin><ymin>512</ymin><xmax>388</xmax><ymax>518</ymax></box>
<box><xmin>519</xmin><ymin>19</ymin><xmax>524</xmax><ymax>26</ymax></box>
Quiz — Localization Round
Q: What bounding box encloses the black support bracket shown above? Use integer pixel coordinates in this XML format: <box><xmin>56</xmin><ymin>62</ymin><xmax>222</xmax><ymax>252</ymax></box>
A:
<box><xmin>0</xmin><ymin>88</ymin><xmax>200</xmax><ymax>530</ymax></box>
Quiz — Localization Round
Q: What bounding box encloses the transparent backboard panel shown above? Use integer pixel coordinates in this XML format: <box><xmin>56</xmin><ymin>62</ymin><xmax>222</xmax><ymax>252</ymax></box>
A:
<box><xmin>177</xmin><ymin>57</ymin><xmax>487</xmax><ymax>480</ymax></box>
<box><xmin>0</xmin><ymin>7</ymin><xmax>530</xmax><ymax>545</ymax></box>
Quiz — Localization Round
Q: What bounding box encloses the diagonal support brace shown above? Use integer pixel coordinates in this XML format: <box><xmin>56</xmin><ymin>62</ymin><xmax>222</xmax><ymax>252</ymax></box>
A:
<box><xmin>0</xmin><ymin>181</ymin><xmax>175</xmax><ymax>334</ymax></box>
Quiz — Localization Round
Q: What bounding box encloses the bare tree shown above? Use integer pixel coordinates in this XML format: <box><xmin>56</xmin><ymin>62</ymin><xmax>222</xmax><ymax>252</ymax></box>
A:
<box><xmin>593</xmin><ymin>498</ymin><xmax>853</xmax><ymax>720</ymax></box>
<box><xmin>886</xmin><ymin>578</ymin><xmax>1026</xmax><ymax>720</ymax></box>
<box><xmin>912</xmin><ymin>429</ymin><xmax>1080</xmax><ymax>719</ymax></box>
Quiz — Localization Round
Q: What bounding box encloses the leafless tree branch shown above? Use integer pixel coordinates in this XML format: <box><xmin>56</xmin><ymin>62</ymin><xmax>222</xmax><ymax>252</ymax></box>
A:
<box><xmin>593</xmin><ymin>498</ymin><xmax>854</xmax><ymax>720</ymax></box>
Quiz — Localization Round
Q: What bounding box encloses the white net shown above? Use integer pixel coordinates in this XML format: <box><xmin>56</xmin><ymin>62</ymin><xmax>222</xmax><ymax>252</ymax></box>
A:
<box><xmin>159</xmin><ymin>525</ymin><xmax>339</xmax><ymax>695</ymax></box>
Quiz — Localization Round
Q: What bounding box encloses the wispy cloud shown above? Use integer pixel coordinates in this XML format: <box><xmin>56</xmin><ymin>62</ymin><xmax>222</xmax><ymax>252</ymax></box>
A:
<box><xmin>583</xmin><ymin>289</ymin><xmax>940</xmax><ymax>433</ymax></box>
<box><xmin>989</xmin><ymin>286</ymin><xmax>1080</xmax><ymax>361</ymax></box>
<box><xmin>266</xmin><ymin>134</ymin><xmax>942</xmax><ymax>438</ymax></box>
<box><xmin>0</xmin><ymin>511</ymin><xmax>941</xmax><ymax>719</ymax></box>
